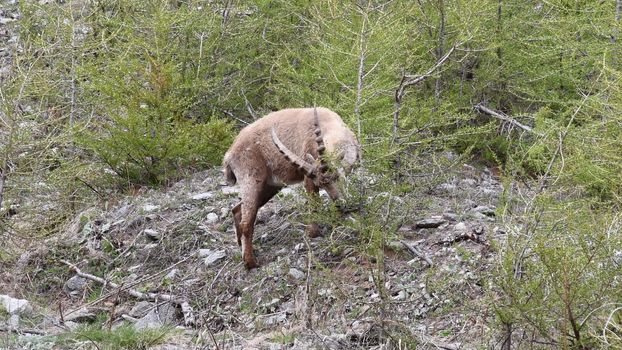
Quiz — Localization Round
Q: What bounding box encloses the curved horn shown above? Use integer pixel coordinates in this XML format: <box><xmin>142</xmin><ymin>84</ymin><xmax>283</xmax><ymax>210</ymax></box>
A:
<box><xmin>271</xmin><ymin>126</ymin><xmax>317</xmax><ymax>178</ymax></box>
<box><xmin>312</xmin><ymin>107</ymin><xmax>329</xmax><ymax>173</ymax></box>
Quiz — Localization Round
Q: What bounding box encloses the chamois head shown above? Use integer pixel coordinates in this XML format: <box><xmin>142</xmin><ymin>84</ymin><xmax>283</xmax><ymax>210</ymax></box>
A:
<box><xmin>270</xmin><ymin>108</ymin><xmax>341</xmax><ymax>200</ymax></box>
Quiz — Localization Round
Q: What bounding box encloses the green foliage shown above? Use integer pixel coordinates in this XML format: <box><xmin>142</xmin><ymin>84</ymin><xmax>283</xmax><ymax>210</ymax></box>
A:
<box><xmin>494</xmin><ymin>200</ymin><xmax>622</xmax><ymax>347</ymax></box>
<box><xmin>58</xmin><ymin>322</ymin><xmax>174</xmax><ymax>350</ymax></box>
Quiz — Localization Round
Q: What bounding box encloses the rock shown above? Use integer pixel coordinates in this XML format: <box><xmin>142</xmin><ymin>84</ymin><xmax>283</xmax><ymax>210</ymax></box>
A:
<box><xmin>280</xmin><ymin>187</ymin><xmax>298</xmax><ymax>197</ymax></box>
<box><xmin>129</xmin><ymin>301</ymin><xmax>153</xmax><ymax>318</ymax></box>
<box><xmin>65</xmin><ymin>308</ymin><xmax>97</xmax><ymax>323</ymax></box>
<box><xmin>437</xmin><ymin>183</ymin><xmax>456</xmax><ymax>192</ymax></box>
<box><xmin>205</xmin><ymin>212</ymin><xmax>219</xmax><ymax>224</ymax></box>
<box><xmin>293</xmin><ymin>243</ymin><xmax>305</xmax><ymax>252</ymax></box>
<box><xmin>8</xmin><ymin>314</ymin><xmax>19</xmax><ymax>328</ymax></box>
<box><xmin>191</xmin><ymin>192</ymin><xmax>214</xmax><ymax>200</ymax></box>
<box><xmin>221</xmin><ymin>186</ymin><xmax>238</xmax><ymax>195</ymax></box>
<box><xmin>64</xmin><ymin>321</ymin><xmax>80</xmax><ymax>330</ymax></box>
<box><xmin>0</xmin><ymin>295</ymin><xmax>32</xmax><ymax>316</ymax></box>
<box><xmin>393</xmin><ymin>290</ymin><xmax>408</xmax><ymax>301</ymax></box>
<box><xmin>460</xmin><ymin>178</ymin><xmax>477</xmax><ymax>186</ymax></box>
<box><xmin>143</xmin><ymin>229</ymin><xmax>161</xmax><ymax>241</ymax></box>
<box><xmin>64</xmin><ymin>276</ymin><xmax>87</xmax><ymax>296</ymax></box>
<box><xmin>220</xmin><ymin>207</ymin><xmax>229</xmax><ymax>219</ymax></box>
<box><xmin>165</xmin><ymin>269</ymin><xmax>179</xmax><ymax>280</ymax></box>
<box><xmin>473</xmin><ymin>205</ymin><xmax>495</xmax><ymax>216</ymax></box>
<box><xmin>415</xmin><ymin>216</ymin><xmax>446</xmax><ymax>228</ymax></box>
<box><xmin>142</xmin><ymin>204</ymin><xmax>160</xmax><ymax>212</ymax></box>
<box><xmin>134</xmin><ymin>302</ymin><xmax>177</xmax><ymax>330</ymax></box>
<box><xmin>289</xmin><ymin>268</ymin><xmax>305</xmax><ymax>280</ymax></box>
<box><xmin>262</xmin><ymin>312</ymin><xmax>286</xmax><ymax>326</ymax></box>
<box><xmin>260</xmin><ymin>298</ymin><xmax>281</xmax><ymax>312</ymax></box>
<box><xmin>454</xmin><ymin>222</ymin><xmax>468</xmax><ymax>232</ymax></box>
<box><xmin>202</xmin><ymin>249</ymin><xmax>226</xmax><ymax>266</ymax></box>
<box><xmin>443</xmin><ymin>212</ymin><xmax>458</xmax><ymax>221</ymax></box>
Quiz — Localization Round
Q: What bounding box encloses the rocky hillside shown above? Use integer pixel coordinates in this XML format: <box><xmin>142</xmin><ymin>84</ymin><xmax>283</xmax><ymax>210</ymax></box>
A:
<box><xmin>0</xmin><ymin>154</ymin><xmax>509</xmax><ymax>349</ymax></box>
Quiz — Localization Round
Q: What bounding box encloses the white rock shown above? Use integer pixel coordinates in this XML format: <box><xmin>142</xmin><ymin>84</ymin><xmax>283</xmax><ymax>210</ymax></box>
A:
<box><xmin>165</xmin><ymin>269</ymin><xmax>179</xmax><ymax>280</ymax></box>
<box><xmin>191</xmin><ymin>192</ymin><xmax>214</xmax><ymax>200</ymax></box>
<box><xmin>142</xmin><ymin>204</ymin><xmax>159</xmax><ymax>212</ymax></box>
<box><xmin>143</xmin><ymin>229</ymin><xmax>161</xmax><ymax>241</ymax></box>
<box><xmin>202</xmin><ymin>249</ymin><xmax>226</xmax><ymax>266</ymax></box>
<box><xmin>221</xmin><ymin>186</ymin><xmax>238</xmax><ymax>195</ymax></box>
<box><xmin>288</xmin><ymin>268</ymin><xmax>305</xmax><ymax>280</ymax></box>
<box><xmin>0</xmin><ymin>295</ymin><xmax>32</xmax><ymax>316</ymax></box>
<box><xmin>8</xmin><ymin>314</ymin><xmax>19</xmax><ymax>328</ymax></box>
<box><xmin>205</xmin><ymin>212</ymin><xmax>219</xmax><ymax>224</ymax></box>
<box><xmin>454</xmin><ymin>222</ymin><xmax>468</xmax><ymax>232</ymax></box>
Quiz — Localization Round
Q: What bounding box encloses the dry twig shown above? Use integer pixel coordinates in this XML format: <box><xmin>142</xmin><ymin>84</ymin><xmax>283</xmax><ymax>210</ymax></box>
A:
<box><xmin>399</xmin><ymin>240</ymin><xmax>433</xmax><ymax>267</ymax></box>
<box><xmin>61</xmin><ymin>260</ymin><xmax>195</xmax><ymax>327</ymax></box>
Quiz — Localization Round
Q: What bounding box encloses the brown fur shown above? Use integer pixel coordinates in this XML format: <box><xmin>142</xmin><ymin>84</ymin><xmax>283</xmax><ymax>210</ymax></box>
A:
<box><xmin>222</xmin><ymin>107</ymin><xmax>360</xmax><ymax>269</ymax></box>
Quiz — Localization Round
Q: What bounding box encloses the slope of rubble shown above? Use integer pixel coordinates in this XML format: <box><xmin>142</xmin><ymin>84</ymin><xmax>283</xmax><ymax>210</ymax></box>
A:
<box><xmin>0</xmin><ymin>154</ymin><xmax>507</xmax><ymax>349</ymax></box>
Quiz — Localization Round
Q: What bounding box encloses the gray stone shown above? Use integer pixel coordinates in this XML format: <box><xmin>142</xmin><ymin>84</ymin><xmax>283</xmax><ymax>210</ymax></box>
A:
<box><xmin>394</xmin><ymin>290</ymin><xmax>408</xmax><ymax>301</ymax></box>
<box><xmin>262</xmin><ymin>312</ymin><xmax>286</xmax><ymax>326</ymax></box>
<box><xmin>443</xmin><ymin>212</ymin><xmax>458</xmax><ymax>221</ymax></box>
<box><xmin>454</xmin><ymin>222</ymin><xmax>468</xmax><ymax>232</ymax></box>
<box><xmin>437</xmin><ymin>183</ymin><xmax>456</xmax><ymax>191</ymax></box>
<box><xmin>221</xmin><ymin>186</ymin><xmax>238</xmax><ymax>195</ymax></box>
<box><xmin>129</xmin><ymin>301</ymin><xmax>153</xmax><ymax>318</ymax></box>
<box><xmin>165</xmin><ymin>269</ymin><xmax>179</xmax><ymax>280</ymax></box>
<box><xmin>415</xmin><ymin>216</ymin><xmax>446</xmax><ymax>228</ymax></box>
<box><xmin>205</xmin><ymin>212</ymin><xmax>219</xmax><ymax>224</ymax></box>
<box><xmin>289</xmin><ymin>268</ymin><xmax>305</xmax><ymax>280</ymax></box>
<box><xmin>143</xmin><ymin>229</ymin><xmax>161</xmax><ymax>241</ymax></box>
<box><xmin>134</xmin><ymin>303</ymin><xmax>177</xmax><ymax>330</ymax></box>
<box><xmin>142</xmin><ymin>204</ymin><xmax>159</xmax><ymax>212</ymax></box>
<box><xmin>64</xmin><ymin>308</ymin><xmax>97</xmax><ymax>323</ymax></box>
<box><xmin>202</xmin><ymin>249</ymin><xmax>226</xmax><ymax>266</ymax></box>
<box><xmin>8</xmin><ymin>314</ymin><xmax>19</xmax><ymax>328</ymax></box>
<box><xmin>473</xmin><ymin>205</ymin><xmax>495</xmax><ymax>216</ymax></box>
<box><xmin>64</xmin><ymin>276</ymin><xmax>87</xmax><ymax>294</ymax></box>
<box><xmin>0</xmin><ymin>295</ymin><xmax>32</xmax><ymax>316</ymax></box>
<box><xmin>191</xmin><ymin>192</ymin><xmax>214</xmax><ymax>200</ymax></box>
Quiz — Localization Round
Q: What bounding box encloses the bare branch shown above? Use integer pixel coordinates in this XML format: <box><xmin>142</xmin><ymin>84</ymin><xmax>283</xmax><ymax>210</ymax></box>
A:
<box><xmin>474</xmin><ymin>103</ymin><xmax>542</xmax><ymax>136</ymax></box>
<box><xmin>392</xmin><ymin>44</ymin><xmax>459</xmax><ymax>144</ymax></box>
<box><xmin>400</xmin><ymin>240</ymin><xmax>433</xmax><ymax>267</ymax></box>
<box><xmin>62</xmin><ymin>260</ymin><xmax>195</xmax><ymax>327</ymax></box>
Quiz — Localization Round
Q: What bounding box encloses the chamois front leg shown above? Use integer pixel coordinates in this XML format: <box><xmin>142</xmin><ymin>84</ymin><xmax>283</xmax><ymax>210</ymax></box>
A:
<box><xmin>304</xmin><ymin>177</ymin><xmax>321</xmax><ymax>238</ymax></box>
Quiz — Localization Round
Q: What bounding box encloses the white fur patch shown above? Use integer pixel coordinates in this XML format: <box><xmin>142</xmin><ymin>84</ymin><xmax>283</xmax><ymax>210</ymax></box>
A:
<box><xmin>241</xmin><ymin>237</ymin><xmax>247</xmax><ymax>255</ymax></box>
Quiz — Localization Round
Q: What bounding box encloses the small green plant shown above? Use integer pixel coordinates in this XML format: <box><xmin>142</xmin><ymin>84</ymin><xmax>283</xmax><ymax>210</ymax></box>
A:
<box><xmin>270</xmin><ymin>331</ymin><xmax>296</xmax><ymax>345</ymax></box>
<box><xmin>58</xmin><ymin>323</ymin><xmax>174</xmax><ymax>350</ymax></box>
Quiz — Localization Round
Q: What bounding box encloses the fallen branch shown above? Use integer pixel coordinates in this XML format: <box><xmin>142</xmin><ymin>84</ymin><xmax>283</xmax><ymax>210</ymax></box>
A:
<box><xmin>61</xmin><ymin>260</ymin><xmax>195</xmax><ymax>327</ymax></box>
<box><xmin>399</xmin><ymin>240</ymin><xmax>433</xmax><ymax>267</ymax></box>
<box><xmin>0</xmin><ymin>325</ymin><xmax>46</xmax><ymax>335</ymax></box>
<box><xmin>474</xmin><ymin>103</ymin><xmax>542</xmax><ymax>136</ymax></box>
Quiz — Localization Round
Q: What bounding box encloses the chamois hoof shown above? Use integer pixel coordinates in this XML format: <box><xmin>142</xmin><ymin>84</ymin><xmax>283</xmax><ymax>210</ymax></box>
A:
<box><xmin>244</xmin><ymin>256</ymin><xmax>260</xmax><ymax>270</ymax></box>
<box><xmin>306</xmin><ymin>223</ymin><xmax>321</xmax><ymax>238</ymax></box>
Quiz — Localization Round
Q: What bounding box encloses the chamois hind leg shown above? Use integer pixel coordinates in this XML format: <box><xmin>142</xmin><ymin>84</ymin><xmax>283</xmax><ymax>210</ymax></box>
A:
<box><xmin>239</xmin><ymin>183</ymin><xmax>281</xmax><ymax>269</ymax></box>
<box><xmin>239</xmin><ymin>198</ymin><xmax>260</xmax><ymax>269</ymax></box>
<box><xmin>304</xmin><ymin>177</ymin><xmax>321</xmax><ymax>238</ymax></box>
<box><xmin>232</xmin><ymin>202</ymin><xmax>242</xmax><ymax>246</ymax></box>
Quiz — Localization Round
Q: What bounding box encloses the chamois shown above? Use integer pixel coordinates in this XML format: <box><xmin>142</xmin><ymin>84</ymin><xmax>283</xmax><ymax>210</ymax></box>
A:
<box><xmin>222</xmin><ymin>107</ymin><xmax>360</xmax><ymax>269</ymax></box>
